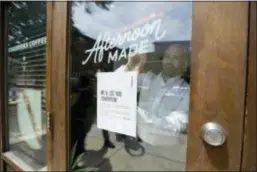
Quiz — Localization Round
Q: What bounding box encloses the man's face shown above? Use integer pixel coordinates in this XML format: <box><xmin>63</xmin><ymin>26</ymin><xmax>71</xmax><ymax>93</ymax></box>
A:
<box><xmin>162</xmin><ymin>45</ymin><xmax>187</xmax><ymax>77</ymax></box>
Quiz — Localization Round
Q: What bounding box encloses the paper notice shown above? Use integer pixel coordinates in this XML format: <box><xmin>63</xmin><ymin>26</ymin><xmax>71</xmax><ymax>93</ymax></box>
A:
<box><xmin>97</xmin><ymin>71</ymin><xmax>137</xmax><ymax>137</ymax></box>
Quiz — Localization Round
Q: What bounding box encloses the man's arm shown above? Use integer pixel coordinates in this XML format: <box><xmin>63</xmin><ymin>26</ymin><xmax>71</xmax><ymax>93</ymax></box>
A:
<box><xmin>115</xmin><ymin>64</ymin><xmax>154</xmax><ymax>90</ymax></box>
<box><xmin>115</xmin><ymin>53</ymin><xmax>155</xmax><ymax>91</ymax></box>
<box><xmin>165</xmin><ymin>82</ymin><xmax>190</xmax><ymax>133</ymax></box>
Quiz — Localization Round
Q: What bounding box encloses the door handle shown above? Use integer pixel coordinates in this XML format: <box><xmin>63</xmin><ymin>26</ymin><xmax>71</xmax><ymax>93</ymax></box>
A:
<box><xmin>200</xmin><ymin>122</ymin><xmax>226</xmax><ymax>146</ymax></box>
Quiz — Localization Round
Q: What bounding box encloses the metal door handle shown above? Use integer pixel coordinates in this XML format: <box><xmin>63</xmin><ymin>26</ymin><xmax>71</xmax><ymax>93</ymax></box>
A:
<box><xmin>200</xmin><ymin>122</ymin><xmax>226</xmax><ymax>146</ymax></box>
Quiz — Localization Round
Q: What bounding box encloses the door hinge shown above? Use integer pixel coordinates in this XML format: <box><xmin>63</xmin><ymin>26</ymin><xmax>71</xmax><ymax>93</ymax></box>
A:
<box><xmin>46</xmin><ymin>111</ymin><xmax>52</xmax><ymax>133</ymax></box>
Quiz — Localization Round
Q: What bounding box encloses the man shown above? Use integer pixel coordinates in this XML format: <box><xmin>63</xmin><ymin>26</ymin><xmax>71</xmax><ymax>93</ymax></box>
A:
<box><xmin>116</xmin><ymin>44</ymin><xmax>190</xmax><ymax>146</ymax></box>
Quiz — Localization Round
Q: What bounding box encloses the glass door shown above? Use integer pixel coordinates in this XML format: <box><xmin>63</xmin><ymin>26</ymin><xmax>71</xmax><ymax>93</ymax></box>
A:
<box><xmin>68</xmin><ymin>1</ymin><xmax>192</xmax><ymax>171</ymax></box>
<box><xmin>46</xmin><ymin>1</ymin><xmax>250</xmax><ymax>171</ymax></box>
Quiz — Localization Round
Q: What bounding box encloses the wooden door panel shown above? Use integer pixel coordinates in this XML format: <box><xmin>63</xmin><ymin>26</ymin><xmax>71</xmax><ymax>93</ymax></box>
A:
<box><xmin>187</xmin><ymin>2</ymin><xmax>249</xmax><ymax>171</ymax></box>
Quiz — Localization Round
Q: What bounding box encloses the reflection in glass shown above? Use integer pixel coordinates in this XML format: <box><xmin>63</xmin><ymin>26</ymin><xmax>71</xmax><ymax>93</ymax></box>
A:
<box><xmin>7</xmin><ymin>2</ymin><xmax>47</xmax><ymax>170</ymax></box>
<box><xmin>70</xmin><ymin>2</ymin><xmax>192</xmax><ymax>171</ymax></box>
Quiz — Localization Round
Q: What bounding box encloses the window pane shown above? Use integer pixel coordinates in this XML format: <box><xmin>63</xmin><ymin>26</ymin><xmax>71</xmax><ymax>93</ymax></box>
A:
<box><xmin>7</xmin><ymin>2</ymin><xmax>47</xmax><ymax>170</ymax></box>
<box><xmin>69</xmin><ymin>2</ymin><xmax>191</xmax><ymax>171</ymax></box>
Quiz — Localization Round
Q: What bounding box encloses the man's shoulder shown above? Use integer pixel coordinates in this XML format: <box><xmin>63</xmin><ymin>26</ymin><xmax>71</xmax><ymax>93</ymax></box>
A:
<box><xmin>173</xmin><ymin>77</ymin><xmax>190</xmax><ymax>93</ymax></box>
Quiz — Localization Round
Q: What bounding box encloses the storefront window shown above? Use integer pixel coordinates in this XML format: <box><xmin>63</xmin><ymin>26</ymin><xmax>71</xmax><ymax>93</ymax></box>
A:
<box><xmin>69</xmin><ymin>2</ymin><xmax>191</xmax><ymax>171</ymax></box>
<box><xmin>7</xmin><ymin>2</ymin><xmax>46</xmax><ymax>170</ymax></box>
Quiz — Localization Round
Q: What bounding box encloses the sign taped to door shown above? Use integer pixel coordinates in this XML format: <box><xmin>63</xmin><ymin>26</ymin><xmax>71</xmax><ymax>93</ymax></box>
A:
<box><xmin>96</xmin><ymin>71</ymin><xmax>137</xmax><ymax>137</ymax></box>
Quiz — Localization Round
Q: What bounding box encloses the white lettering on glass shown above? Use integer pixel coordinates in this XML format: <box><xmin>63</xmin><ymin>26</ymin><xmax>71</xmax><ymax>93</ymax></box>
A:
<box><xmin>82</xmin><ymin>17</ymin><xmax>166</xmax><ymax>65</ymax></box>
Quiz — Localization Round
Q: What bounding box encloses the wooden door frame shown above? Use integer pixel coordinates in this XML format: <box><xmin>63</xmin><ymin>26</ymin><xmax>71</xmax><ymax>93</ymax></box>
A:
<box><xmin>49</xmin><ymin>1</ymin><xmax>69</xmax><ymax>171</ymax></box>
<box><xmin>241</xmin><ymin>2</ymin><xmax>256</xmax><ymax>171</ymax></box>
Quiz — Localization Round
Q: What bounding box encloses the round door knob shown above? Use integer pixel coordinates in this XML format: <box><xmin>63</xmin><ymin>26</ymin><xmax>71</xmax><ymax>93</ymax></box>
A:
<box><xmin>200</xmin><ymin>122</ymin><xmax>226</xmax><ymax>146</ymax></box>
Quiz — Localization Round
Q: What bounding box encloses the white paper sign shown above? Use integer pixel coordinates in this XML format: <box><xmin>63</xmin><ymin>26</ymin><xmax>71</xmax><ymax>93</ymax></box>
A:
<box><xmin>97</xmin><ymin>71</ymin><xmax>137</xmax><ymax>137</ymax></box>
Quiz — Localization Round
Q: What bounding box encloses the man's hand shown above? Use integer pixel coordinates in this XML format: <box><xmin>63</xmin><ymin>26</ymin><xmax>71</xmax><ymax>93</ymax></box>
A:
<box><xmin>165</xmin><ymin>111</ymin><xmax>188</xmax><ymax>133</ymax></box>
<box><xmin>126</xmin><ymin>53</ymin><xmax>146</xmax><ymax>73</ymax></box>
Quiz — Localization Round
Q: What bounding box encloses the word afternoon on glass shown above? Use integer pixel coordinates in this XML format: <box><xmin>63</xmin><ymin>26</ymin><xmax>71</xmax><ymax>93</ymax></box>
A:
<box><xmin>82</xmin><ymin>18</ymin><xmax>166</xmax><ymax>65</ymax></box>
